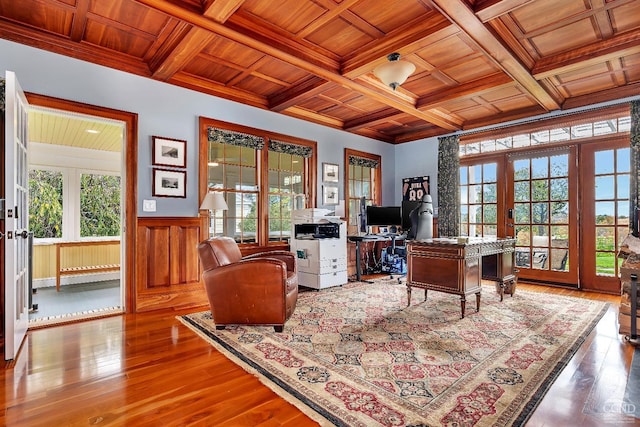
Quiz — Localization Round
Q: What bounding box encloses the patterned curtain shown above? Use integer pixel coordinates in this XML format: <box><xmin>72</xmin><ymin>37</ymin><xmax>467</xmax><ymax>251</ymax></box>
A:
<box><xmin>207</xmin><ymin>127</ymin><xmax>265</xmax><ymax>149</ymax></box>
<box><xmin>0</xmin><ymin>78</ymin><xmax>5</xmax><ymax>113</ymax></box>
<box><xmin>269</xmin><ymin>139</ymin><xmax>312</xmax><ymax>158</ymax></box>
<box><xmin>348</xmin><ymin>155</ymin><xmax>379</xmax><ymax>168</ymax></box>
<box><xmin>437</xmin><ymin>135</ymin><xmax>460</xmax><ymax>237</ymax></box>
<box><xmin>630</xmin><ymin>100</ymin><xmax>640</xmax><ymax>235</ymax></box>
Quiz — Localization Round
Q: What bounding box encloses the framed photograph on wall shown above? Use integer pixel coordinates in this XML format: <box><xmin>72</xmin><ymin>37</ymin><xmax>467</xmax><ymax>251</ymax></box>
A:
<box><xmin>152</xmin><ymin>136</ymin><xmax>187</xmax><ymax>168</ymax></box>
<box><xmin>322</xmin><ymin>163</ymin><xmax>339</xmax><ymax>182</ymax></box>
<box><xmin>323</xmin><ymin>185</ymin><xmax>339</xmax><ymax>205</ymax></box>
<box><xmin>153</xmin><ymin>168</ymin><xmax>186</xmax><ymax>198</ymax></box>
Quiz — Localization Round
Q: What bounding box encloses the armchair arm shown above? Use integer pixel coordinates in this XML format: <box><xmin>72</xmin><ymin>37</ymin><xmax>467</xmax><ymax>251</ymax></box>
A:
<box><xmin>243</xmin><ymin>250</ymin><xmax>296</xmax><ymax>272</ymax></box>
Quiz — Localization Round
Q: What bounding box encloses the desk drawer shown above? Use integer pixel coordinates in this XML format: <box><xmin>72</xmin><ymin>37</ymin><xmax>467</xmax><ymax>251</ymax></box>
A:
<box><xmin>299</xmin><ymin>270</ymin><xmax>347</xmax><ymax>290</ymax></box>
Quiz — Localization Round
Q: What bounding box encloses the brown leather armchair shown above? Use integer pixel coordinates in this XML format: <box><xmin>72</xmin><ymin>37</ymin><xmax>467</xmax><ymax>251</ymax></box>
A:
<box><xmin>197</xmin><ymin>236</ymin><xmax>298</xmax><ymax>332</ymax></box>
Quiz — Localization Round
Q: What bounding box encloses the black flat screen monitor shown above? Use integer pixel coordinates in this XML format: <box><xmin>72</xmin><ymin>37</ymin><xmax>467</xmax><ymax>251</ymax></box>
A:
<box><xmin>401</xmin><ymin>200</ymin><xmax>421</xmax><ymax>231</ymax></box>
<box><xmin>366</xmin><ymin>206</ymin><xmax>402</xmax><ymax>227</ymax></box>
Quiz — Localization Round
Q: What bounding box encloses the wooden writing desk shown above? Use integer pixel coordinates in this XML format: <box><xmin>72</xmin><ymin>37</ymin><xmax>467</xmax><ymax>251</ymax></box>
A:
<box><xmin>406</xmin><ymin>237</ymin><xmax>516</xmax><ymax>318</ymax></box>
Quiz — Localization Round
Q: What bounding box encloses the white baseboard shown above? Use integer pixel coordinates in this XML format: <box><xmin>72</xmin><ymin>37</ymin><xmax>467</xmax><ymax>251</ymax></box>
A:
<box><xmin>33</xmin><ymin>272</ymin><xmax>120</xmax><ymax>289</ymax></box>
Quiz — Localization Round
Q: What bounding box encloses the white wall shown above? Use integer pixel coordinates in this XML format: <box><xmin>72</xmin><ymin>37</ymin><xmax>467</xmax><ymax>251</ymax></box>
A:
<box><xmin>393</xmin><ymin>137</ymin><xmax>439</xmax><ymax>207</ymax></box>
<box><xmin>0</xmin><ymin>39</ymin><xmax>398</xmax><ymax>216</ymax></box>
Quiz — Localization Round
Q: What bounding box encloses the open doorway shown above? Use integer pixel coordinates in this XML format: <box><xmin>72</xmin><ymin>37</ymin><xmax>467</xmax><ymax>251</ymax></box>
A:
<box><xmin>27</xmin><ymin>106</ymin><xmax>126</xmax><ymax>326</ymax></box>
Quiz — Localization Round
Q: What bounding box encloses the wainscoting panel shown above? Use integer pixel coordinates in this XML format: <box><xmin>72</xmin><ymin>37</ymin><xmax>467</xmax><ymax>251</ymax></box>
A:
<box><xmin>135</xmin><ymin>217</ymin><xmax>208</xmax><ymax>312</ymax></box>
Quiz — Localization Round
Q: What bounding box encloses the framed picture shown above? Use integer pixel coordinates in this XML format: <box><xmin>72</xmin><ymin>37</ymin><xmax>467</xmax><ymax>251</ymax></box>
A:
<box><xmin>323</xmin><ymin>185</ymin><xmax>339</xmax><ymax>205</ymax></box>
<box><xmin>152</xmin><ymin>136</ymin><xmax>187</xmax><ymax>168</ymax></box>
<box><xmin>322</xmin><ymin>163</ymin><xmax>339</xmax><ymax>182</ymax></box>
<box><xmin>153</xmin><ymin>168</ymin><xmax>186</xmax><ymax>198</ymax></box>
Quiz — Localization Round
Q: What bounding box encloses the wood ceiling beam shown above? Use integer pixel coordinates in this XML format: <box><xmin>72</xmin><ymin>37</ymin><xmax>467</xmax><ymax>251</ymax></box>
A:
<box><xmin>532</xmin><ymin>29</ymin><xmax>640</xmax><ymax>78</ymax></box>
<box><xmin>69</xmin><ymin>0</ymin><xmax>89</xmax><ymax>42</ymax></box>
<box><xmin>429</xmin><ymin>0</ymin><xmax>560</xmax><ymax>111</ymax></box>
<box><xmin>151</xmin><ymin>25</ymin><xmax>215</xmax><ymax>80</ymax></box>
<box><xmin>151</xmin><ymin>1</ymin><xmax>247</xmax><ymax>80</ymax></box>
<box><xmin>299</xmin><ymin>0</ymin><xmax>383</xmax><ymax>39</ymax></box>
<box><xmin>201</xmin><ymin>0</ymin><xmax>246</xmax><ymax>23</ymax></box>
<box><xmin>474</xmin><ymin>0</ymin><xmax>535</xmax><ymax>22</ymax></box>
<box><xmin>134</xmin><ymin>0</ymin><xmax>461</xmax><ymax>131</ymax></box>
<box><xmin>561</xmin><ymin>81</ymin><xmax>640</xmax><ymax>110</ymax></box>
<box><xmin>268</xmin><ymin>77</ymin><xmax>331</xmax><ymax>112</ymax></box>
<box><xmin>0</xmin><ymin>20</ymin><xmax>150</xmax><ymax>75</ymax></box>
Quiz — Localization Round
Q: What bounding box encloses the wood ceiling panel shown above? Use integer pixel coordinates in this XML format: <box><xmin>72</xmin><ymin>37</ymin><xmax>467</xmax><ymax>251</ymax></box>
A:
<box><xmin>528</xmin><ymin>18</ymin><xmax>600</xmax><ymax>57</ymax></box>
<box><xmin>235</xmin><ymin>74</ymin><xmax>286</xmax><ymax>96</ymax></box>
<box><xmin>83</xmin><ymin>20</ymin><xmax>155</xmax><ymax>57</ymax></box>
<box><xmin>416</xmin><ymin>34</ymin><xmax>476</xmax><ymax>69</ymax></box>
<box><xmin>509</xmin><ymin>0</ymin><xmax>588</xmax><ymax>34</ymax></box>
<box><xmin>199</xmin><ymin>37</ymin><xmax>265</xmax><ymax>68</ymax></box>
<box><xmin>182</xmin><ymin>56</ymin><xmax>243</xmax><ymax>84</ymax></box>
<box><xmin>0</xmin><ymin>1</ymin><xmax>72</xmax><ymax>35</ymax></box>
<box><xmin>624</xmin><ymin>53</ymin><xmax>640</xmax><ymax>81</ymax></box>
<box><xmin>90</xmin><ymin>1</ymin><xmax>169</xmax><ymax>35</ymax></box>
<box><xmin>609</xmin><ymin>1</ymin><xmax>640</xmax><ymax>33</ymax></box>
<box><xmin>559</xmin><ymin>72</ymin><xmax>623</xmax><ymax>97</ymax></box>
<box><xmin>349</xmin><ymin>0</ymin><xmax>434</xmax><ymax>34</ymax></box>
<box><xmin>240</xmin><ymin>0</ymin><xmax>326</xmax><ymax>34</ymax></box>
<box><xmin>442</xmin><ymin>56</ymin><xmax>502</xmax><ymax>84</ymax></box>
<box><xmin>305</xmin><ymin>17</ymin><xmax>375</xmax><ymax>56</ymax></box>
<box><xmin>0</xmin><ymin>0</ymin><xmax>637</xmax><ymax>144</ymax></box>
<box><xmin>253</xmin><ymin>58</ymin><xmax>310</xmax><ymax>86</ymax></box>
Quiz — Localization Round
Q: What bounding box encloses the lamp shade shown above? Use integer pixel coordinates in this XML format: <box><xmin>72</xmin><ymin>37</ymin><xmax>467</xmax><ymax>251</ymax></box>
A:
<box><xmin>373</xmin><ymin>53</ymin><xmax>416</xmax><ymax>90</ymax></box>
<box><xmin>200</xmin><ymin>192</ymin><xmax>228</xmax><ymax>211</ymax></box>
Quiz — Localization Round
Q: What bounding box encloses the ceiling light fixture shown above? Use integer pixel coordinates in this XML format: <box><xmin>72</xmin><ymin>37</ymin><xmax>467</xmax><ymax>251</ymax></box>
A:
<box><xmin>373</xmin><ymin>53</ymin><xmax>415</xmax><ymax>90</ymax></box>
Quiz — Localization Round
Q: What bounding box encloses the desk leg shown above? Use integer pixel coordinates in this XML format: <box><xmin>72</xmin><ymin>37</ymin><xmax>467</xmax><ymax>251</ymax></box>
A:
<box><xmin>354</xmin><ymin>240</ymin><xmax>373</xmax><ymax>284</ymax></box>
<box><xmin>460</xmin><ymin>296</ymin><xmax>466</xmax><ymax>319</ymax></box>
<box><xmin>475</xmin><ymin>292</ymin><xmax>481</xmax><ymax>313</ymax></box>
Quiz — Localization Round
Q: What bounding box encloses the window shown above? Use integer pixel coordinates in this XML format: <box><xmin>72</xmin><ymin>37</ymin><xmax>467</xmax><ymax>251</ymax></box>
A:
<box><xmin>29</xmin><ymin>167</ymin><xmax>121</xmax><ymax>241</ymax></box>
<box><xmin>459</xmin><ymin>162</ymin><xmax>498</xmax><ymax>237</ymax></box>
<box><xmin>344</xmin><ymin>149</ymin><xmax>381</xmax><ymax>233</ymax></box>
<box><xmin>200</xmin><ymin>117</ymin><xmax>316</xmax><ymax>246</ymax></box>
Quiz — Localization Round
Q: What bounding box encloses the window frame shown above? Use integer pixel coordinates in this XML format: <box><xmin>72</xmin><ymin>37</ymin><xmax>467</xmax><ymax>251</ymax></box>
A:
<box><xmin>199</xmin><ymin>116</ymin><xmax>317</xmax><ymax>248</ymax></box>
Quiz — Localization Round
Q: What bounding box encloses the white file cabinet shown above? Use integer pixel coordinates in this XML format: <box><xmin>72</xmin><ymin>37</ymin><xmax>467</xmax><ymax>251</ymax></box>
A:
<box><xmin>293</xmin><ymin>237</ymin><xmax>347</xmax><ymax>289</ymax></box>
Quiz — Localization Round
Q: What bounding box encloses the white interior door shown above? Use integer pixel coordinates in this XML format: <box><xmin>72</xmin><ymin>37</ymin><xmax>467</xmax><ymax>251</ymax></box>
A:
<box><xmin>4</xmin><ymin>70</ymin><xmax>30</xmax><ymax>360</ymax></box>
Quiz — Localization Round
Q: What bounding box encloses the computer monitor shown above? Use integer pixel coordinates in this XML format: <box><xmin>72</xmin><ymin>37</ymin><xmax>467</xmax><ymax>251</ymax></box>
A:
<box><xmin>401</xmin><ymin>200</ymin><xmax>421</xmax><ymax>232</ymax></box>
<box><xmin>366</xmin><ymin>206</ymin><xmax>402</xmax><ymax>228</ymax></box>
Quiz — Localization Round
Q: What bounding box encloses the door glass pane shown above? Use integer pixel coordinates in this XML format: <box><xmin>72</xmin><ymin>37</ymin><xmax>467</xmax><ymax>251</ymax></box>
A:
<box><xmin>593</xmin><ymin>146</ymin><xmax>629</xmax><ymax>277</ymax></box>
<box><xmin>513</xmin><ymin>153</ymin><xmax>569</xmax><ymax>271</ymax></box>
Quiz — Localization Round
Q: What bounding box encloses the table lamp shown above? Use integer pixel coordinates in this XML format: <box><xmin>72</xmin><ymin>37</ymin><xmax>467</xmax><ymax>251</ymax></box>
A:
<box><xmin>200</xmin><ymin>192</ymin><xmax>228</xmax><ymax>236</ymax></box>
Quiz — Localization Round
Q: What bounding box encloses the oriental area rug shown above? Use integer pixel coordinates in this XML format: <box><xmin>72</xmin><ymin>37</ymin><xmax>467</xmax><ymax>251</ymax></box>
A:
<box><xmin>179</xmin><ymin>279</ymin><xmax>608</xmax><ymax>427</ymax></box>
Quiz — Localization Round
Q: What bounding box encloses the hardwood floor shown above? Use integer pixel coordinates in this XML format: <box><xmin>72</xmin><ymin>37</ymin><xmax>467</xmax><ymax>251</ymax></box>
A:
<box><xmin>1</xmin><ymin>282</ymin><xmax>637</xmax><ymax>426</ymax></box>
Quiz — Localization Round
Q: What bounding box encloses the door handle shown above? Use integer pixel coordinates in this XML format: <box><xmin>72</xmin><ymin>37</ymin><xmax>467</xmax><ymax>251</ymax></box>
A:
<box><xmin>0</xmin><ymin>231</ymin><xmax>4</xmax><ymax>240</ymax></box>
<box><xmin>16</xmin><ymin>230</ymin><xmax>29</xmax><ymax>239</ymax></box>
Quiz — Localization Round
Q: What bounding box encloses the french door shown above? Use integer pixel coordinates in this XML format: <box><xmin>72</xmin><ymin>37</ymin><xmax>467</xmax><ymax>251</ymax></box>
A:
<box><xmin>3</xmin><ymin>71</ymin><xmax>30</xmax><ymax>360</ymax></box>
<box><xmin>462</xmin><ymin>137</ymin><xmax>629</xmax><ymax>292</ymax></box>
<box><xmin>507</xmin><ymin>149</ymin><xmax>578</xmax><ymax>285</ymax></box>
<box><xmin>580</xmin><ymin>139</ymin><xmax>630</xmax><ymax>293</ymax></box>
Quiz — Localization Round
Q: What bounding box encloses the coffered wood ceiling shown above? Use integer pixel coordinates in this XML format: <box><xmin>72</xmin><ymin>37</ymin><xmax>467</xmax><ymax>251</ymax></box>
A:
<box><xmin>1</xmin><ymin>0</ymin><xmax>638</xmax><ymax>144</ymax></box>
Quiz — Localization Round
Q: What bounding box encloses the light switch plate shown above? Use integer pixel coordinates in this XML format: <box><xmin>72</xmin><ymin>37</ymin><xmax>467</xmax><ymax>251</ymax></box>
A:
<box><xmin>143</xmin><ymin>199</ymin><xmax>156</xmax><ymax>212</ymax></box>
